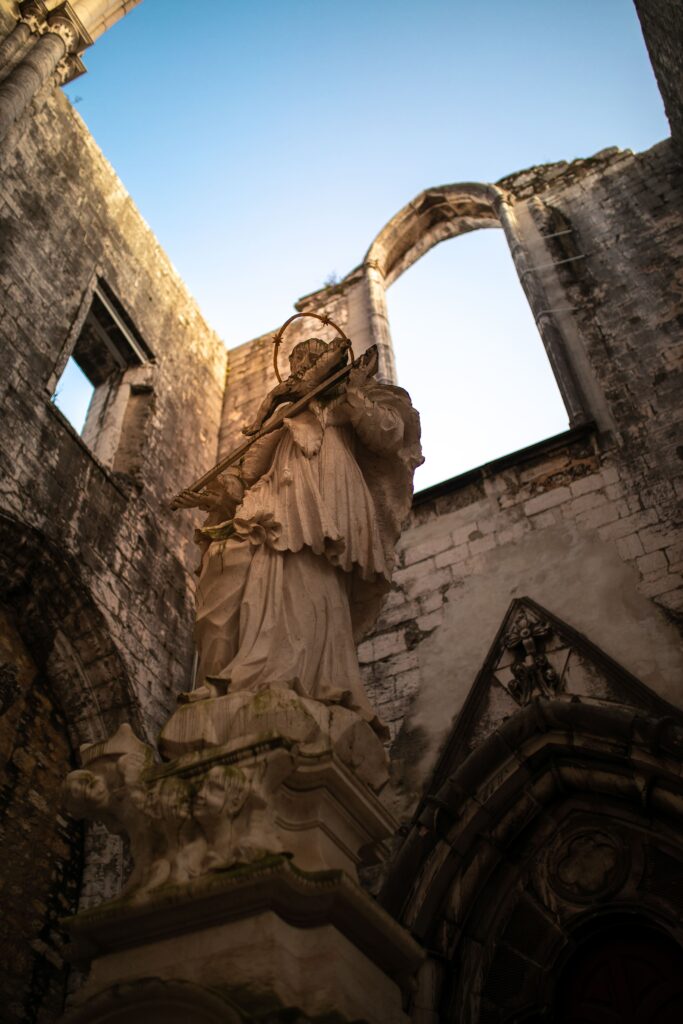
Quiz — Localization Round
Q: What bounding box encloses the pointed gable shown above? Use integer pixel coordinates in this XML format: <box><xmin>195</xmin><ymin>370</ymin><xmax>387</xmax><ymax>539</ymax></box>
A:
<box><xmin>429</xmin><ymin>595</ymin><xmax>682</xmax><ymax>794</ymax></box>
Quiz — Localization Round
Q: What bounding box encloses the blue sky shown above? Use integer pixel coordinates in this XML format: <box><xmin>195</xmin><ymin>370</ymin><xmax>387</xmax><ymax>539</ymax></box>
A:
<box><xmin>59</xmin><ymin>0</ymin><xmax>668</xmax><ymax>488</ymax></box>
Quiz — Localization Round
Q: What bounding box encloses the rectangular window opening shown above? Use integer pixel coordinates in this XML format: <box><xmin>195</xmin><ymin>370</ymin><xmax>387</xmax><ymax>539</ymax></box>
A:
<box><xmin>51</xmin><ymin>281</ymin><xmax>155</xmax><ymax>472</ymax></box>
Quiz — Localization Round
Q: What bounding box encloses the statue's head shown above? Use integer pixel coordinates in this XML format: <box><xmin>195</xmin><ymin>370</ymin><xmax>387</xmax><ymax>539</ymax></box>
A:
<box><xmin>64</xmin><ymin>768</ymin><xmax>110</xmax><ymax>816</ymax></box>
<box><xmin>289</xmin><ymin>337</ymin><xmax>329</xmax><ymax>376</ymax></box>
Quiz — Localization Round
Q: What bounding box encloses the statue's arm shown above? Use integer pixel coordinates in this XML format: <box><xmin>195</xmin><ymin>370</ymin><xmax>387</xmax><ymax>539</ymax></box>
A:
<box><xmin>238</xmin><ymin>427</ymin><xmax>283</xmax><ymax>486</ymax></box>
<box><xmin>344</xmin><ymin>375</ymin><xmax>405</xmax><ymax>454</ymax></box>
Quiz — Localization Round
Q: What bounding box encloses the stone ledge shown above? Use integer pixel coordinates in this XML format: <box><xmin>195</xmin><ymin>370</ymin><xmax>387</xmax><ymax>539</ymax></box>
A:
<box><xmin>66</xmin><ymin>854</ymin><xmax>423</xmax><ymax>979</ymax></box>
<box><xmin>412</xmin><ymin>422</ymin><xmax>598</xmax><ymax>508</ymax></box>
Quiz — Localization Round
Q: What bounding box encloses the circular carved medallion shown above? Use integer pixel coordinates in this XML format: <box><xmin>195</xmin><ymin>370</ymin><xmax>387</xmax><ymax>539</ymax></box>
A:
<box><xmin>550</xmin><ymin>829</ymin><xmax>629</xmax><ymax>903</ymax></box>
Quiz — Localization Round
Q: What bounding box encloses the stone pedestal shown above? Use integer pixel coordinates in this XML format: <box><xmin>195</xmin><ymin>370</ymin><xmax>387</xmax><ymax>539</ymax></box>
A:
<box><xmin>63</xmin><ymin>687</ymin><xmax>423</xmax><ymax>1021</ymax></box>
<box><xmin>64</xmin><ymin>858</ymin><xmax>422</xmax><ymax>1023</ymax></box>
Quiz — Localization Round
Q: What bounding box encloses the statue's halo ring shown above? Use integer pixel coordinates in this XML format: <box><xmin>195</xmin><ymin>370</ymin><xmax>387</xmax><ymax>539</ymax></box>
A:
<box><xmin>272</xmin><ymin>312</ymin><xmax>354</xmax><ymax>383</ymax></box>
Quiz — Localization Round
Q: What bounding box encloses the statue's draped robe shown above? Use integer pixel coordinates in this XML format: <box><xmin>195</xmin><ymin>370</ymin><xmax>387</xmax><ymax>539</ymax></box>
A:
<box><xmin>194</xmin><ymin>380</ymin><xmax>422</xmax><ymax>731</ymax></box>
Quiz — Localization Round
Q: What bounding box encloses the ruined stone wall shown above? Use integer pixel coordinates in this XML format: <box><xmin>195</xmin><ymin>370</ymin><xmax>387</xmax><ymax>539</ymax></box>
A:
<box><xmin>220</xmin><ymin>140</ymin><xmax>683</xmax><ymax>825</ymax></box>
<box><xmin>0</xmin><ymin>606</ymin><xmax>82</xmax><ymax>1023</ymax></box>
<box><xmin>0</xmin><ymin>63</ymin><xmax>228</xmax><ymax>1011</ymax></box>
<box><xmin>635</xmin><ymin>0</ymin><xmax>683</xmax><ymax>151</ymax></box>
<box><xmin>0</xmin><ymin>83</ymin><xmax>227</xmax><ymax>742</ymax></box>
<box><xmin>219</xmin><ymin>280</ymin><xmax>355</xmax><ymax>457</ymax></box>
<box><xmin>358</xmin><ymin>141</ymin><xmax>683</xmax><ymax>820</ymax></box>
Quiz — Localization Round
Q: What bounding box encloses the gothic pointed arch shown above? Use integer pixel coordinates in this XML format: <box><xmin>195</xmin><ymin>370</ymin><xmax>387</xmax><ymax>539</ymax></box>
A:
<box><xmin>380</xmin><ymin>598</ymin><xmax>683</xmax><ymax>1022</ymax></box>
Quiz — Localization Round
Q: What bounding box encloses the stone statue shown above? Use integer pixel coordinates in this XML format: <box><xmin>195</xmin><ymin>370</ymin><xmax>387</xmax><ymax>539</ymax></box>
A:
<box><xmin>63</xmin><ymin>329</ymin><xmax>422</xmax><ymax>904</ymax></box>
<box><xmin>174</xmin><ymin>335</ymin><xmax>423</xmax><ymax>737</ymax></box>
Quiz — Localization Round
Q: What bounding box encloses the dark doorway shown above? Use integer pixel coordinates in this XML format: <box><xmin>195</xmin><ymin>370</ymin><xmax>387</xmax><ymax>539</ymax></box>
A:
<box><xmin>555</xmin><ymin>920</ymin><xmax>683</xmax><ymax>1024</ymax></box>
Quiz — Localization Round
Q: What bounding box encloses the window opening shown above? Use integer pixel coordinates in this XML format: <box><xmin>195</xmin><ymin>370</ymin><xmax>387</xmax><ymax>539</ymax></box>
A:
<box><xmin>51</xmin><ymin>356</ymin><xmax>95</xmax><ymax>435</ymax></box>
<box><xmin>51</xmin><ymin>280</ymin><xmax>155</xmax><ymax>474</ymax></box>
<box><xmin>386</xmin><ymin>229</ymin><xmax>569</xmax><ymax>491</ymax></box>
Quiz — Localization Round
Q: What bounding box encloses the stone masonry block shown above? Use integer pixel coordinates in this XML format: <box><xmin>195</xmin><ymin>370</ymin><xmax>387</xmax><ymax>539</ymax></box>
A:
<box><xmin>637</xmin><ymin>550</ymin><xmax>668</xmax><ymax>575</ymax></box>
<box><xmin>598</xmin><ymin>508</ymin><xmax>659</xmax><ymax>542</ymax></box>
<box><xmin>530</xmin><ymin>509</ymin><xmax>559</xmax><ymax>529</ymax></box>
<box><xmin>393</xmin><ymin>558</ymin><xmax>436</xmax><ymax>586</ymax></box>
<box><xmin>563</xmin><ymin>491</ymin><xmax>609</xmax><ymax>518</ymax></box>
<box><xmin>404</xmin><ymin>567</ymin><xmax>453</xmax><ymax>599</ymax></box>
<box><xmin>435</xmin><ymin>543</ymin><xmax>470</xmax><ymax>569</ymax></box>
<box><xmin>616</xmin><ymin>533</ymin><xmax>645</xmax><ymax>561</ymax></box>
<box><xmin>639</xmin><ymin>524</ymin><xmax>680</xmax><ymax>553</ymax></box>
<box><xmin>469</xmin><ymin>534</ymin><xmax>497</xmax><ymax>556</ymax></box>
<box><xmin>639</xmin><ymin>573</ymin><xmax>683</xmax><ymax>598</ymax></box>
<box><xmin>523</xmin><ymin>487</ymin><xmax>572</xmax><ymax>516</ymax></box>
<box><xmin>357</xmin><ymin>630</ymin><xmax>407</xmax><ymax>665</ymax></box>
<box><xmin>575</xmin><ymin>503</ymin><xmax>620</xmax><ymax>530</ymax></box>
<box><xmin>402</xmin><ymin>532</ymin><xmax>454</xmax><ymax>567</ymax></box>
<box><xmin>569</xmin><ymin>472</ymin><xmax>605</xmax><ymax>497</ymax></box>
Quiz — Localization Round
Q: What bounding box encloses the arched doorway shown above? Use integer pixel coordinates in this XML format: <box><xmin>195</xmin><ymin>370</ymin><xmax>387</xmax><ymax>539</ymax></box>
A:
<box><xmin>554</xmin><ymin>918</ymin><xmax>683</xmax><ymax>1024</ymax></box>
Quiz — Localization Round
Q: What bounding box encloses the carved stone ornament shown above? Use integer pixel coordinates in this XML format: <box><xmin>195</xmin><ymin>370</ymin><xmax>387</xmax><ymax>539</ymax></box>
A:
<box><xmin>549</xmin><ymin>829</ymin><xmax>629</xmax><ymax>903</ymax></box>
<box><xmin>502</xmin><ymin>608</ymin><xmax>561</xmax><ymax>705</ymax></box>
<box><xmin>64</xmin><ymin>687</ymin><xmax>395</xmax><ymax>900</ymax></box>
<box><xmin>18</xmin><ymin>1</ymin><xmax>48</xmax><ymax>34</ymax></box>
<box><xmin>45</xmin><ymin>15</ymin><xmax>80</xmax><ymax>53</ymax></box>
<box><xmin>45</xmin><ymin>3</ymin><xmax>92</xmax><ymax>54</ymax></box>
<box><xmin>54</xmin><ymin>52</ymin><xmax>86</xmax><ymax>85</ymax></box>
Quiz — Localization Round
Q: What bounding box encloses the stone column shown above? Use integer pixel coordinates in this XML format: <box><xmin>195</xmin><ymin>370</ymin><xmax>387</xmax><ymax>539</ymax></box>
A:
<box><xmin>0</xmin><ymin>7</ymin><xmax>84</xmax><ymax>143</ymax></box>
<box><xmin>0</xmin><ymin>21</ymin><xmax>32</xmax><ymax>75</ymax></box>
<box><xmin>363</xmin><ymin>260</ymin><xmax>398</xmax><ymax>384</ymax></box>
<box><xmin>492</xmin><ymin>187</ymin><xmax>597</xmax><ymax>430</ymax></box>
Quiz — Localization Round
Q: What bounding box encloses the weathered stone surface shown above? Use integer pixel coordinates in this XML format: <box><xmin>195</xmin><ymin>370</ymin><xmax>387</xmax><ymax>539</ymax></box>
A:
<box><xmin>65</xmin><ymin>858</ymin><xmax>422</xmax><ymax>1024</ymax></box>
<box><xmin>65</xmin><ymin>691</ymin><xmax>396</xmax><ymax>897</ymax></box>
<box><xmin>0</xmin><ymin>606</ymin><xmax>82</xmax><ymax>1023</ymax></box>
<box><xmin>635</xmin><ymin>0</ymin><xmax>683</xmax><ymax>152</ymax></box>
<box><xmin>1</xmin><ymin>4</ymin><xmax>683</xmax><ymax>1020</ymax></box>
<box><xmin>160</xmin><ymin>686</ymin><xmax>390</xmax><ymax>792</ymax></box>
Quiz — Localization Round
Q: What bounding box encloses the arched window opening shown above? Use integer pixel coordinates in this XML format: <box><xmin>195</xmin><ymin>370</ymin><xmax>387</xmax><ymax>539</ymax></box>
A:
<box><xmin>386</xmin><ymin>228</ymin><xmax>570</xmax><ymax>491</ymax></box>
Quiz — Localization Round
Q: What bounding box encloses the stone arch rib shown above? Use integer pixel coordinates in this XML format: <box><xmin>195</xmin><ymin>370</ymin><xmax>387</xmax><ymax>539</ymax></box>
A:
<box><xmin>365</xmin><ymin>182</ymin><xmax>502</xmax><ymax>287</ymax></box>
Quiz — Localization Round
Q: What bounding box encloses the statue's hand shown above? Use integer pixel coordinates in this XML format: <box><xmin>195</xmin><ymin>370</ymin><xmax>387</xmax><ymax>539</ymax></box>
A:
<box><xmin>174</xmin><ymin>489</ymin><xmax>224</xmax><ymax>512</ymax></box>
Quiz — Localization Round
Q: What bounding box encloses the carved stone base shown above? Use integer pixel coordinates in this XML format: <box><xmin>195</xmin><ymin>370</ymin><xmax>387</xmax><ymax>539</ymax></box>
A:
<box><xmin>62</xmin><ymin>693</ymin><xmax>417</xmax><ymax>1019</ymax></box>
<box><xmin>65</xmin><ymin>709</ymin><xmax>395</xmax><ymax>895</ymax></box>
<box><xmin>159</xmin><ymin>685</ymin><xmax>390</xmax><ymax>791</ymax></box>
<box><xmin>64</xmin><ymin>857</ymin><xmax>423</xmax><ymax>1023</ymax></box>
